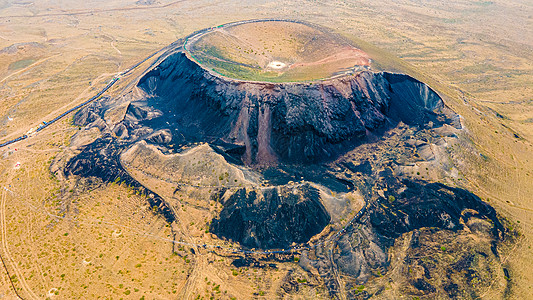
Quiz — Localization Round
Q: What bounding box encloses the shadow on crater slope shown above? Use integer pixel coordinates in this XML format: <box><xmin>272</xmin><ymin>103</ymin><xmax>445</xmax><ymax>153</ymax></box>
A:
<box><xmin>57</xmin><ymin>20</ymin><xmax>516</xmax><ymax>299</ymax></box>
<box><xmin>210</xmin><ymin>184</ymin><xmax>330</xmax><ymax>249</ymax></box>
<box><xmin>136</xmin><ymin>52</ymin><xmax>459</xmax><ymax>164</ymax></box>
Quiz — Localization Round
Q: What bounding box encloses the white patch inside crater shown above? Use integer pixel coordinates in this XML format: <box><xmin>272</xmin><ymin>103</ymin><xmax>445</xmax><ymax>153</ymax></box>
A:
<box><xmin>267</xmin><ymin>61</ymin><xmax>286</xmax><ymax>69</ymax></box>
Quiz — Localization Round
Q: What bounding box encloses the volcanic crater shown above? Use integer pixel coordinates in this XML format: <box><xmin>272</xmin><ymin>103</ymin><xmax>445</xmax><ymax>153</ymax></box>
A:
<box><xmin>57</xmin><ymin>20</ymin><xmax>516</xmax><ymax>298</ymax></box>
<box><xmin>186</xmin><ymin>20</ymin><xmax>371</xmax><ymax>82</ymax></box>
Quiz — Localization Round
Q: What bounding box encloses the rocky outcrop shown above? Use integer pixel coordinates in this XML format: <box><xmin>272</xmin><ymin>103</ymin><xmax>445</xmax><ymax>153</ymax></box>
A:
<box><xmin>369</xmin><ymin>179</ymin><xmax>504</xmax><ymax>240</ymax></box>
<box><xmin>64</xmin><ymin>136</ymin><xmax>176</xmax><ymax>223</ymax></box>
<box><xmin>210</xmin><ymin>184</ymin><xmax>330</xmax><ymax>249</ymax></box>
<box><xmin>136</xmin><ymin>52</ymin><xmax>456</xmax><ymax>164</ymax></box>
<box><xmin>332</xmin><ymin>175</ymin><xmax>505</xmax><ymax>282</ymax></box>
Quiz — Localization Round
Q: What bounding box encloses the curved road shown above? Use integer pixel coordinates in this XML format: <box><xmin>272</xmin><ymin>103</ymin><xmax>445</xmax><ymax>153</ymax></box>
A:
<box><xmin>0</xmin><ymin>46</ymin><xmax>164</xmax><ymax>149</ymax></box>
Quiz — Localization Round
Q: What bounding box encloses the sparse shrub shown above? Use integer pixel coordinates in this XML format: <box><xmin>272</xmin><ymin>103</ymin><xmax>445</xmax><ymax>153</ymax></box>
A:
<box><xmin>353</xmin><ymin>285</ymin><xmax>365</xmax><ymax>292</ymax></box>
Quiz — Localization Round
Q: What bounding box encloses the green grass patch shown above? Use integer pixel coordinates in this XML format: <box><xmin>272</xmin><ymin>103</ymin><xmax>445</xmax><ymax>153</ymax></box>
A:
<box><xmin>8</xmin><ymin>58</ymin><xmax>35</xmax><ymax>70</ymax></box>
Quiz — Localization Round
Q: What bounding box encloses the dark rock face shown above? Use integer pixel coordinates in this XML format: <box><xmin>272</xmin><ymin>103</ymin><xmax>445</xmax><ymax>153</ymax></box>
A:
<box><xmin>64</xmin><ymin>136</ymin><xmax>175</xmax><ymax>223</ymax></box>
<box><xmin>60</xmin><ymin>36</ymin><xmax>515</xmax><ymax>298</ymax></box>
<box><xmin>66</xmin><ymin>137</ymin><xmax>127</xmax><ymax>183</ymax></box>
<box><xmin>136</xmin><ymin>52</ymin><xmax>456</xmax><ymax>164</ymax></box>
<box><xmin>369</xmin><ymin>179</ymin><xmax>503</xmax><ymax>240</ymax></box>
<box><xmin>333</xmin><ymin>176</ymin><xmax>505</xmax><ymax>281</ymax></box>
<box><xmin>383</xmin><ymin>72</ymin><xmax>447</xmax><ymax>125</ymax></box>
<box><xmin>210</xmin><ymin>184</ymin><xmax>330</xmax><ymax>249</ymax></box>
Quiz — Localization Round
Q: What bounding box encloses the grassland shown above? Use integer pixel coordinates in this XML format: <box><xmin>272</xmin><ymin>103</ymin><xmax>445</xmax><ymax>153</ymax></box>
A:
<box><xmin>0</xmin><ymin>0</ymin><xmax>532</xmax><ymax>299</ymax></box>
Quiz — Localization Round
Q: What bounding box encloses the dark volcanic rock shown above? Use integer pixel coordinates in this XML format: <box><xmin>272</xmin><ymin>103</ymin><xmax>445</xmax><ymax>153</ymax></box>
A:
<box><xmin>210</xmin><ymin>184</ymin><xmax>330</xmax><ymax>249</ymax></box>
<box><xmin>60</xmin><ymin>32</ymin><xmax>515</xmax><ymax>299</ymax></box>
<box><xmin>135</xmin><ymin>52</ymin><xmax>456</xmax><ymax>164</ymax></box>
<box><xmin>66</xmin><ymin>136</ymin><xmax>127</xmax><ymax>183</ymax></box>
<box><xmin>369</xmin><ymin>179</ymin><xmax>504</xmax><ymax>239</ymax></box>
<box><xmin>342</xmin><ymin>160</ymin><xmax>372</xmax><ymax>175</ymax></box>
<box><xmin>333</xmin><ymin>174</ymin><xmax>505</xmax><ymax>282</ymax></box>
<box><xmin>64</xmin><ymin>136</ymin><xmax>175</xmax><ymax>223</ymax></box>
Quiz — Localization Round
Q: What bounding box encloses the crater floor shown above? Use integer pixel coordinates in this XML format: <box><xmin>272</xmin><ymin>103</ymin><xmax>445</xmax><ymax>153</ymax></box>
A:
<box><xmin>186</xmin><ymin>20</ymin><xmax>371</xmax><ymax>82</ymax></box>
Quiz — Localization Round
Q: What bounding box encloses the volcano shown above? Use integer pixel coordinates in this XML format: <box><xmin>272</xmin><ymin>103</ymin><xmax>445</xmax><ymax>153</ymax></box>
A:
<box><xmin>59</xmin><ymin>19</ymin><xmax>512</xmax><ymax>298</ymax></box>
<box><xmin>128</xmin><ymin>20</ymin><xmax>458</xmax><ymax>165</ymax></box>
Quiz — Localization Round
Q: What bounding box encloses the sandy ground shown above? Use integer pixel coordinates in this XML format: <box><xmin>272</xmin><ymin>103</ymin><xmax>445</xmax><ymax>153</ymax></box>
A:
<box><xmin>0</xmin><ymin>0</ymin><xmax>531</xmax><ymax>298</ymax></box>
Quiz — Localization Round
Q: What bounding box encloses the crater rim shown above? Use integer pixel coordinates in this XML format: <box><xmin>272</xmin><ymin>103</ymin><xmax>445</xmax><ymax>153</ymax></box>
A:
<box><xmin>184</xmin><ymin>19</ymin><xmax>373</xmax><ymax>83</ymax></box>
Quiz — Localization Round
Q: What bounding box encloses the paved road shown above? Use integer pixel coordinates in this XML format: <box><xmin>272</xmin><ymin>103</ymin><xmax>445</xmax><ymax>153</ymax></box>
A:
<box><xmin>0</xmin><ymin>46</ymin><xmax>164</xmax><ymax>149</ymax></box>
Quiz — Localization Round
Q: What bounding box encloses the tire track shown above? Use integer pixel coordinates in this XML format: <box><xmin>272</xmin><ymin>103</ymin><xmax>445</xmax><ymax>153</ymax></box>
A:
<box><xmin>0</xmin><ymin>0</ymin><xmax>187</xmax><ymax>19</ymax></box>
<box><xmin>1</xmin><ymin>178</ymin><xmax>38</xmax><ymax>299</ymax></box>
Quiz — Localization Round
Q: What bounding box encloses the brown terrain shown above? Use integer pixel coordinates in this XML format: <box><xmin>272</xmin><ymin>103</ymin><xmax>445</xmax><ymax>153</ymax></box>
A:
<box><xmin>188</xmin><ymin>20</ymin><xmax>371</xmax><ymax>82</ymax></box>
<box><xmin>0</xmin><ymin>0</ymin><xmax>531</xmax><ymax>299</ymax></box>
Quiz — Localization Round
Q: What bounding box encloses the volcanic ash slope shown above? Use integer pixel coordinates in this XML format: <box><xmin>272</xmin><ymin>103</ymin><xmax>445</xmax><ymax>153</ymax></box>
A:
<box><xmin>136</xmin><ymin>52</ymin><xmax>458</xmax><ymax>164</ymax></box>
<box><xmin>59</xmin><ymin>36</ymin><xmax>516</xmax><ymax>299</ymax></box>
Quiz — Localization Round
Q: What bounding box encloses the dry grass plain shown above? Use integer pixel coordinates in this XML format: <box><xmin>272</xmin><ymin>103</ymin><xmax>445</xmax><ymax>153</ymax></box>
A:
<box><xmin>0</xmin><ymin>0</ymin><xmax>532</xmax><ymax>299</ymax></box>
